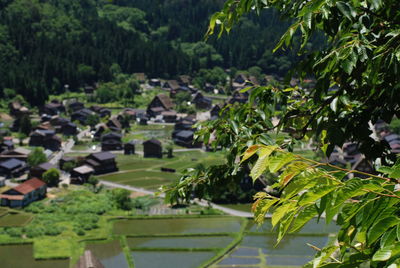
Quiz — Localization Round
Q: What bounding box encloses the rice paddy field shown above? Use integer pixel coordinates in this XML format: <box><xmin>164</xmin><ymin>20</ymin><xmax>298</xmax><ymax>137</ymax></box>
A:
<box><xmin>99</xmin><ymin>151</ymin><xmax>226</xmax><ymax>190</ymax></box>
<box><xmin>0</xmin><ymin>210</ymin><xmax>33</xmax><ymax>227</ymax></box>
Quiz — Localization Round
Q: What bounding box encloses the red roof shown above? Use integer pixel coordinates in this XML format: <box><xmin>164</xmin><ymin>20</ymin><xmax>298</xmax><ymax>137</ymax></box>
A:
<box><xmin>13</xmin><ymin>178</ymin><xmax>46</xmax><ymax>195</ymax></box>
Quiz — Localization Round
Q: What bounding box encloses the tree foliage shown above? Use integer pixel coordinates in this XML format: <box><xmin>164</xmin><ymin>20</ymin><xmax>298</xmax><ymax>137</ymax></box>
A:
<box><xmin>27</xmin><ymin>147</ymin><xmax>47</xmax><ymax>167</ymax></box>
<box><xmin>42</xmin><ymin>168</ymin><xmax>60</xmax><ymax>187</ymax></box>
<box><xmin>165</xmin><ymin>0</ymin><xmax>400</xmax><ymax>266</ymax></box>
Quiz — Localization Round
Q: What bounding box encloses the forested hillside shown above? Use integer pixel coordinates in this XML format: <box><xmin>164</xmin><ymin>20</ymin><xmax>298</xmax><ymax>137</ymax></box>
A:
<box><xmin>0</xmin><ymin>0</ymin><xmax>314</xmax><ymax>105</ymax></box>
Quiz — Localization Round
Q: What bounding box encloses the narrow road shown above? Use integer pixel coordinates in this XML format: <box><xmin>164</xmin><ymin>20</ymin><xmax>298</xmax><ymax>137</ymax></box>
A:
<box><xmin>99</xmin><ymin>180</ymin><xmax>262</xmax><ymax>218</ymax></box>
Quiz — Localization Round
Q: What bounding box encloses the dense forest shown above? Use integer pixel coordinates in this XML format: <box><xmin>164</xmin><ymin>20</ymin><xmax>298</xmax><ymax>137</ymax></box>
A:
<box><xmin>0</xmin><ymin>0</ymin><xmax>315</xmax><ymax>105</ymax></box>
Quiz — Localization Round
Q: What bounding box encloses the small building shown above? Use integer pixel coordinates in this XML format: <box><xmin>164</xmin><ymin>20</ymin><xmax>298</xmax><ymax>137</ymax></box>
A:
<box><xmin>173</xmin><ymin>130</ymin><xmax>200</xmax><ymax>148</ymax></box>
<box><xmin>29</xmin><ymin>130</ymin><xmax>61</xmax><ymax>151</ymax></box>
<box><xmin>41</xmin><ymin>101</ymin><xmax>65</xmax><ymax>116</ymax></box>
<box><xmin>204</xmin><ymin>83</ymin><xmax>215</xmax><ymax>92</ymax></box>
<box><xmin>124</xmin><ymin>141</ymin><xmax>135</xmax><ymax>155</ymax></box>
<box><xmin>59</xmin><ymin>156</ymin><xmax>76</xmax><ymax>170</ymax></box>
<box><xmin>134</xmin><ymin>73</ymin><xmax>147</xmax><ymax>84</ymax></box>
<box><xmin>106</xmin><ymin>117</ymin><xmax>122</xmax><ymax>132</ymax></box>
<box><xmin>68</xmin><ymin>101</ymin><xmax>85</xmax><ymax>113</ymax></box>
<box><xmin>84</xmin><ymin>86</ymin><xmax>95</xmax><ymax>95</ymax></box>
<box><xmin>147</xmin><ymin>94</ymin><xmax>175</xmax><ymax>118</ymax></box>
<box><xmin>0</xmin><ymin>178</ymin><xmax>46</xmax><ymax>208</ymax></box>
<box><xmin>101</xmin><ymin>132</ymin><xmax>123</xmax><ymax>151</ymax></box>
<box><xmin>210</xmin><ymin>104</ymin><xmax>223</xmax><ymax>118</ymax></box>
<box><xmin>71</xmin><ymin>108</ymin><xmax>94</xmax><ymax>125</ymax></box>
<box><xmin>30</xmin><ymin>162</ymin><xmax>55</xmax><ymax>179</ymax></box>
<box><xmin>9</xmin><ymin>101</ymin><xmax>30</xmax><ymax>118</ymax></box>
<box><xmin>0</xmin><ymin>139</ymin><xmax>14</xmax><ymax>153</ymax></box>
<box><xmin>161</xmin><ymin>110</ymin><xmax>177</xmax><ymax>123</ymax></box>
<box><xmin>178</xmin><ymin>75</ymin><xmax>191</xmax><ymax>87</ymax></box>
<box><xmin>85</xmin><ymin>152</ymin><xmax>118</xmax><ymax>174</ymax></box>
<box><xmin>93</xmin><ymin>123</ymin><xmax>109</xmax><ymax>141</ymax></box>
<box><xmin>74</xmin><ymin>250</ymin><xmax>105</xmax><ymax>268</ymax></box>
<box><xmin>192</xmin><ymin>92</ymin><xmax>212</xmax><ymax>110</ymax></box>
<box><xmin>0</xmin><ymin>158</ymin><xmax>28</xmax><ymax>178</ymax></box>
<box><xmin>70</xmin><ymin>165</ymin><xmax>94</xmax><ymax>184</ymax></box>
<box><xmin>61</xmin><ymin>122</ymin><xmax>78</xmax><ymax>136</ymax></box>
<box><xmin>143</xmin><ymin>139</ymin><xmax>162</xmax><ymax>158</ymax></box>
<box><xmin>122</xmin><ymin>108</ymin><xmax>137</xmax><ymax>121</ymax></box>
<box><xmin>149</xmin><ymin>79</ymin><xmax>161</xmax><ymax>87</ymax></box>
<box><xmin>90</xmin><ymin>106</ymin><xmax>111</xmax><ymax>118</ymax></box>
<box><xmin>0</xmin><ymin>148</ymin><xmax>31</xmax><ymax>162</ymax></box>
<box><xmin>174</xmin><ymin>117</ymin><xmax>196</xmax><ymax>131</ymax></box>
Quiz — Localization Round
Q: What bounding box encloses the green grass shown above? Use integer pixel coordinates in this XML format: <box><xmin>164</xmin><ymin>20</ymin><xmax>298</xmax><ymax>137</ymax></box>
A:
<box><xmin>219</xmin><ymin>203</ymin><xmax>252</xmax><ymax>213</ymax></box>
<box><xmin>0</xmin><ymin>213</ymin><xmax>33</xmax><ymax>227</ymax></box>
<box><xmin>100</xmin><ymin>151</ymin><xmax>225</xmax><ymax>189</ymax></box>
<box><xmin>34</xmin><ymin>238</ymin><xmax>75</xmax><ymax>259</ymax></box>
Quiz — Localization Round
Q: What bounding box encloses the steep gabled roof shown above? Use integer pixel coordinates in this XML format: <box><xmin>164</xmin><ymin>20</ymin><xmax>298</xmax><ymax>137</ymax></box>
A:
<box><xmin>156</xmin><ymin>94</ymin><xmax>174</xmax><ymax>110</ymax></box>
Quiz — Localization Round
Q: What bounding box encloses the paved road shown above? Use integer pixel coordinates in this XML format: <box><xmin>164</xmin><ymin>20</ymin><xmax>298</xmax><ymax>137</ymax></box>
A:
<box><xmin>99</xmin><ymin>180</ymin><xmax>262</xmax><ymax>218</ymax></box>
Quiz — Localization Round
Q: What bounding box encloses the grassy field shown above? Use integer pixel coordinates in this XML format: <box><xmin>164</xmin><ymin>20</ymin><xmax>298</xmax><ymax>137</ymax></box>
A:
<box><xmin>0</xmin><ymin>212</ymin><xmax>33</xmax><ymax>227</ymax></box>
<box><xmin>99</xmin><ymin>151</ymin><xmax>226</xmax><ymax>190</ymax></box>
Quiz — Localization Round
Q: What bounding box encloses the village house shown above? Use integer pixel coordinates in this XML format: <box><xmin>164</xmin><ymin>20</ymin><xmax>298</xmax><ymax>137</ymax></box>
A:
<box><xmin>0</xmin><ymin>158</ymin><xmax>28</xmax><ymax>178</ymax></box>
<box><xmin>0</xmin><ymin>147</ymin><xmax>31</xmax><ymax>162</ymax></box>
<box><xmin>227</xmin><ymin>90</ymin><xmax>248</xmax><ymax>104</ymax></box>
<box><xmin>204</xmin><ymin>83</ymin><xmax>215</xmax><ymax>92</ymax></box>
<box><xmin>30</xmin><ymin>162</ymin><xmax>56</xmax><ymax>179</ymax></box>
<box><xmin>40</xmin><ymin>100</ymin><xmax>65</xmax><ymax>116</ymax></box>
<box><xmin>90</xmin><ymin>105</ymin><xmax>111</xmax><ymax>118</ymax></box>
<box><xmin>93</xmin><ymin>123</ymin><xmax>109</xmax><ymax>141</ymax></box>
<box><xmin>9</xmin><ymin>101</ymin><xmax>29</xmax><ymax>118</ymax></box>
<box><xmin>122</xmin><ymin>108</ymin><xmax>137</xmax><ymax>121</ymax></box>
<box><xmin>106</xmin><ymin>117</ymin><xmax>122</xmax><ymax>132</ymax></box>
<box><xmin>70</xmin><ymin>165</ymin><xmax>94</xmax><ymax>184</ymax></box>
<box><xmin>0</xmin><ymin>139</ymin><xmax>14</xmax><ymax>153</ymax></box>
<box><xmin>163</xmin><ymin>80</ymin><xmax>180</xmax><ymax>91</ymax></box>
<box><xmin>61</xmin><ymin>122</ymin><xmax>78</xmax><ymax>136</ymax></box>
<box><xmin>0</xmin><ymin>178</ymin><xmax>46</xmax><ymax>208</ymax></box>
<box><xmin>173</xmin><ymin>130</ymin><xmax>200</xmax><ymax>148</ymax></box>
<box><xmin>124</xmin><ymin>141</ymin><xmax>135</xmax><ymax>155</ymax></box>
<box><xmin>134</xmin><ymin>73</ymin><xmax>147</xmax><ymax>84</ymax></box>
<box><xmin>101</xmin><ymin>132</ymin><xmax>123</xmax><ymax>151</ymax></box>
<box><xmin>149</xmin><ymin>78</ymin><xmax>161</xmax><ymax>87</ymax></box>
<box><xmin>192</xmin><ymin>92</ymin><xmax>212</xmax><ymax>110</ymax></box>
<box><xmin>143</xmin><ymin>139</ymin><xmax>162</xmax><ymax>158</ymax></box>
<box><xmin>59</xmin><ymin>156</ymin><xmax>75</xmax><ymax>170</ymax></box>
<box><xmin>210</xmin><ymin>104</ymin><xmax>223</xmax><ymax>118</ymax></box>
<box><xmin>178</xmin><ymin>75</ymin><xmax>191</xmax><ymax>87</ymax></box>
<box><xmin>71</xmin><ymin>108</ymin><xmax>95</xmax><ymax>125</ymax></box>
<box><xmin>85</xmin><ymin>152</ymin><xmax>118</xmax><ymax>174</ymax></box>
<box><xmin>84</xmin><ymin>85</ymin><xmax>95</xmax><ymax>95</ymax></box>
<box><xmin>161</xmin><ymin>110</ymin><xmax>177</xmax><ymax>123</ymax></box>
<box><xmin>68</xmin><ymin>101</ymin><xmax>85</xmax><ymax>113</ymax></box>
<box><xmin>147</xmin><ymin>94</ymin><xmax>175</xmax><ymax>118</ymax></box>
<box><xmin>29</xmin><ymin>129</ymin><xmax>62</xmax><ymax>151</ymax></box>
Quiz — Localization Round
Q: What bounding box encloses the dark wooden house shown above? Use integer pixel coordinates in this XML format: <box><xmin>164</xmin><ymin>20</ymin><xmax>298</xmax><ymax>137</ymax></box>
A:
<box><xmin>0</xmin><ymin>158</ymin><xmax>28</xmax><ymax>178</ymax></box>
<box><xmin>30</xmin><ymin>162</ymin><xmax>55</xmax><ymax>179</ymax></box>
<box><xmin>29</xmin><ymin>130</ymin><xmax>61</xmax><ymax>151</ymax></box>
<box><xmin>173</xmin><ymin>130</ymin><xmax>200</xmax><ymax>148</ymax></box>
<box><xmin>71</xmin><ymin>108</ymin><xmax>94</xmax><ymax>125</ymax></box>
<box><xmin>101</xmin><ymin>132</ymin><xmax>123</xmax><ymax>151</ymax></box>
<box><xmin>85</xmin><ymin>152</ymin><xmax>118</xmax><ymax>174</ymax></box>
<box><xmin>192</xmin><ymin>92</ymin><xmax>212</xmax><ymax>110</ymax></box>
<box><xmin>124</xmin><ymin>141</ymin><xmax>135</xmax><ymax>155</ymax></box>
<box><xmin>161</xmin><ymin>110</ymin><xmax>177</xmax><ymax>123</ymax></box>
<box><xmin>0</xmin><ymin>148</ymin><xmax>31</xmax><ymax>162</ymax></box>
<box><xmin>143</xmin><ymin>139</ymin><xmax>162</xmax><ymax>158</ymax></box>
<box><xmin>70</xmin><ymin>165</ymin><xmax>94</xmax><ymax>184</ymax></box>
<box><xmin>68</xmin><ymin>101</ymin><xmax>85</xmax><ymax>113</ymax></box>
<box><xmin>147</xmin><ymin>94</ymin><xmax>174</xmax><ymax>117</ymax></box>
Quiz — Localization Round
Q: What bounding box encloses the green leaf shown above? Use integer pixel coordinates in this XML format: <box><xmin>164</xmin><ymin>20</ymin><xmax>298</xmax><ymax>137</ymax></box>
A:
<box><xmin>298</xmin><ymin>185</ymin><xmax>337</xmax><ymax>206</ymax></box>
<box><xmin>268</xmin><ymin>153</ymin><xmax>296</xmax><ymax>173</ymax></box>
<box><xmin>272</xmin><ymin>202</ymin><xmax>295</xmax><ymax>227</ymax></box>
<box><xmin>336</xmin><ymin>1</ymin><xmax>356</xmax><ymax>20</ymax></box>
<box><xmin>372</xmin><ymin>247</ymin><xmax>392</xmax><ymax>261</ymax></box>
<box><xmin>289</xmin><ymin>205</ymin><xmax>318</xmax><ymax>233</ymax></box>
<box><xmin>367</xmin><ymin>216</ymin><xmax>399</xmax><ymax>245</ymax></box>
